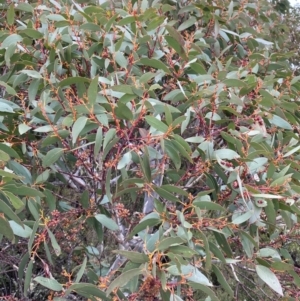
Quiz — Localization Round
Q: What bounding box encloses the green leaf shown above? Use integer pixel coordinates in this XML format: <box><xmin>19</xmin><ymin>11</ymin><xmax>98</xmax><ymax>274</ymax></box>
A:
<box><xmin>190</xmin><ymin>283</ymin><xmax>220</xmax><ymax>301</ymax></box>
<box><xmin>94</xmin><ymin>214</ymin><xmax>118</xmax><ymax>231</ymax></box>
<box><xmin>145</xmin><ymin>116</ymin><xmax>169</xmax><ymax>133</ymax></box>
<box><xmin>94</xmin><ymin>127</ymin><xmax>103</xmax><ymax>157</ymax></box>
<box><xmin>20</xmin><ymin>70</ymin><xmax>42</xmax><ymax>79</ymax></box>
<box><xmin>213</xmin><ymin>149</ymin><xmax>240</xmax><ymax>160</ymax></box>
<box><xmin>3</xmin><ymin>184</ymin><xmax>44</xmax><ymax>197</ymax></box>
<box><xmin>165</xmin><ymin>36</ymin><xmax>188</xmax><ymax>61</ymax></box>
<box><xmin>46</xmin><ymin>227</ymin><xmax>61</xmax><ymax>256</ymax></box>
<box><xmin>105</xmin><ymin>167</ymin><xmax>112</xmax><ymax>203</ymax></box>
<box><xmin>209</xmin><ymin>242</ymin><xmax>226</xmax><ymax>263</ymax></box>
<box><xmin>1</xmin><ymin>34</ymin><xmax>23</xmax><ymax>48</ymax></box>
<box><xmin>118</xmin><ymin>16</ymin><xmax>135</xmax><ymax>26</ymax></box>
<box><xmin>24</xmin><ymin>260</ymin><xmax>33</xmax><ymax>297</ymax></box>
<box><xmin>35</xmin><ymin>170</ymin><xmax>50</xmax><ymax>184</ymax></box>
<box><xmin>0</xmin><ymin>197</ymin><xmax>23</xmax><ymax>227</ymax></box>
<box><xmin>103</xmin><ymin>129</ymin><xmax>116</xmax><ymax>151</ymax></box>
<box><xmin>128</xmin><ymin>218</ymin><xmax>161</xmax><ymax>239</ymax></box>
<box><xmin>80</xmin><ymin>23</ymin><xmax>102</xmax><ymax>31</ymax></box>
<box><xmin>232</xmin><ymin>210</ymin><xmax>253</xmax><ymax>224</ymax></box>
<box><xmin>0</xmin><ymin>143</ymin><xmax>19</xmax><ymax>158</ymax></box>
<box><xmin>16</xmin><ymin>3</ymin><xmax>34</xmax><ymax>13</ymax></box>
<box><xmin>106</xmin><ymin>268</ymin><xmax>143</xmax><ymax>295</ymax></box>
<box><xmin>212</xmin><ymin>231</ymin><xmax>233</xmax><ymax>257</ymax></box>
<box><xmin>20</xmin><ymin>29</ymin><xmax>43</xmax><ymax>39</ymax></box>
<box><xmin>255</xmin><ymin>265</ymin><xmax>283</xmax><ymax>296</ymax></box>
<box><xmin>255</xmin><ymin>38</ymin><xmax>273</xmax><ymax>46</ymax></box>
<box><xmin>117</xmin><ymin>152</ymin><xmax>132</xmax><ymax>170</ymax></box>
<box><xmin>193</xmin><ymin>201</ymin><xmax>225</xmax><ymax>211</ymax></box>
<box><xmin>139</xmin><ymin>148</ymin><xmax>152</xmax><ymax>182</ymax></box>
<box><xmin>167</xmin><ymin>265</ymin><xmax>212</xmax><ymax>286</ymax></box>
<box><xmin>80</xmin><ymin>190</ymin><xmax>89</xmax><ymax>209</ymax></box>
<box><xmin>113</xmin><ymin>250</ymin><xmax>149</xmax><ymax>264</ymax></box>
<box><xmin>66</xmin><ymin>283</ymin><xmax>109</xmax><ymax>300</ymax></box>
<box><xmin>147</xmin><ymin>16</ymin><xmax>165</xmax><ymax>31</ymax></box>
<box><xmin>269</xmin><ymin>115</ymin><xmax>292</xmax><ymax>130</ymax></box>
<box><xmin>251</xmin><ymin>193</ymin><xmax>283</xmax><ymax>199</ymax></box>
<box><xmin>34</xmin><ymin>276</ymin><xmax>63</xmax><ymax>292</ymax></box>
<box><xmin>7</xmin><ymin>4</ymin><xmax>15</xmax><ymax>26</ymax></box>
<box><xmin>157</xmin><ymin>237</ymin><xmax>185</xmax><ymax>250</ymax></box>
<box><xmin>28</xmin><ymin>220</ymin><xmax>40</xmax><ymax>253</ymax></box>
<box><xmin>165</xmin><ymin>143</ymin><xmax>181</xmax><ymax>170</ymax></box>
<box><xmin>161</xmin><ymin>185</ymin><xmax>189</xmax><ymax>197</ymax></box>
<box><xmin>0</xmin><ymin>215</ymin><xmax>14</xmax><ymax>241</ymax></box>
<box><xmin>9</xmin><ymin>221</ymin><xmax>32</xmax><ymax>238</ymax></box>
<box><xmin>178</xmin><ymin>17</ymin><xmax>197</xmax><ymax>31</ymax></box>
<box><xmin>139</xmin><ymin>58</ymin><xmax>171</xmax><ymax>74</ymax></box>
<box><xmin>168</xmin><ymin>245</ymin><xmax>197</xmax><ymax>258</ymax></box>
<box><xmin>72</xmin><ymin>117</ymin><xmax>88</xmax><ymax>144</ymax></box>
<box><xmin>239</xmin><ymin>231</ymin><xmax>254</xmax><ymax>258</ymax></box>
<box><xmin>58</xmin><ymin>77</ymin><xmax>90</xmax><ymax>87</ymax></box>
<box><xmin>4</xmin><ymin>191</ymin><xmax>24</xmax><ymax>210</ymax></box>
<box><xmin>283</xmin><ymin>144</ymin><xmax>300</xmax><ymax>157</ymax></box>
<box><xmin>18</xmin><ymin>123</ymin><xmax>31</xmax><ymax>135</ymax></box>
<box><xmin>165</xmin><ymin>25</ymin><xmax>188</xmax><ymax>60</ymax></box>
<box><xmin>0</xmin><ymin>150</ymin><xmax>10</xmax><ymax>162</ymax></box>
<box><xmin>75</xmin><ymin>257</ymin><xmax>87</xmax><ymax>283</ymax></box>
<box><xmin>18</xmin><ymin>252</ymin><xmax>29</xmax><ymax>282</ymax></box>
<box><xmin>198</xmin><ymin>231</ymin><xmax>212</xmax><ymax>270</ymax></box>
<box><xmin>7</xmin><ymin>161</ymin><xmax>32</xmax><ymax>184</ymax></box>
<box><xmin>115</xmin><ymin>102</ymin><xmax>133</xmax><ymax>120</ymax></box>
<box><xmin>212</xmin><ymin>264</ymin><xmax>234</xmax><ymax>297</ymax></box>
<box><xmin>154</xmin><ymin>186</ymin><xmax>180</xmax><ymax>203</ymax></box>
<box><xmin>88</xmin><ymin>76</ymin><xmax>99</xmax><ymax>105</ymax></box>
<box><xmin>223</xmin><ymin>79</ymin><xmax>247</xmax><ymax>88</ymax></box>
<box><xmin>42</xmin><ymin>148</ymin><xmax>64</xmax><ymax>167</ymax></box>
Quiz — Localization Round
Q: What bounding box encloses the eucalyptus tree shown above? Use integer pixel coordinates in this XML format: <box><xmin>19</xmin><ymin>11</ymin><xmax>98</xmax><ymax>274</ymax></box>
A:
<box><xmin>0</xmin><ymin>0</ymin><xmax>300</xmax><ymax>300</ymax></box>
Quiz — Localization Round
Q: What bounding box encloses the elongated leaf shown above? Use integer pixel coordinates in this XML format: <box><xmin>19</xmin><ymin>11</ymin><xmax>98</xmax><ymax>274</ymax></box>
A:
<box><xmin>128</xmin><ymin>218</ymin><xmax>161</xmax><ymax>239</ymax></box>
<box><xmin>94</xmin><ymin>127</ymin><xmax>103</xmax><ymax>158</ymax></box>
<box><xmin>145</xmin><ymin>116</ymin><xmax>169</xmax><ymax>133</ymax></box>
<box><xmin>75</xmin><ymin>257</ymin><xmax>87</xmax><ymax>283</ymax></box>
<box><xmin>256</xmin><ymin>265</ymin><xmax>283</xmax><ymax>296</ymax></box>
<box><xmin>193</xmin><ymin>201</ymin><xmax>225</xmax><ymax>211</ymax></box>
<box><xmin>212</xmin><ymin>231</ymin><xmax>233</xmax><ymax>257</ymax></box>
<box><xmin>3</xmin><ymin>183</ymin><xmax>44</xmax><ymax>197</ymax></box>
<box><xmin>165</xmin><ymin>25</ymin><xmax>188</xmax><ymax>60</ymax></box>
<box><xmin>42</xmin><ymin>148</ymin><xmax>64</xmax><ymax>167</ymax></box>
<box><xmin>106</xmin><ymin>268</ymin><xmax>143</xmax><ymax>295</ymax></box>
<box><xmin>190</xmin><ymin>283</ymin><xmax>220</xmax><ymax>301</ymax></box>
<box><xmin>94</xmin><ymin>214</ymin><xmax>118</xmax><ymax>231</ymax></box>
<box><xmin>139</xmin><ymin>58</ymin><xmax>171</xmax><ymax>74</ymax></box>
<box><xmin>4</xmin><ymin>191</ymin><xmax>24</xmax><ymax>210</ymax></box>
<box><xmin>72</xmin><ymin>117</ymin><xmax>88</xmax><ymax>144</ymax></box>
<box><xmin>9</xmin><ymin>221</ymin><xmax>32</xmax><ymax>238</ymax></box>
<box><xmin>167</xmin><ymin>265</ymin><xmax>212</xmax><ymax>286</ymax></box>
<box><xmin>24</xmin><ymin>259</ymin><xmax>33</xmax><ymax>297</ymax></box>
<box><xmin>212</xmin><ymin>264</ymin><xmax>234</xmax><ymax>297</ymax></box>
<box><xmin>66</xmin><ymin>283</ymin><xmax>109</xmax><ymax>300</ymax></box>
<box><xmin>0</xmin><ymin>197</ymin><xmax>23</xmax><ymax>227</ymax></box>
<box><xmin>103</xmin><ymin>128</ymin><xmax>116</xmax><ymax>151</ymax></box>
<box><xmin>113</xmin><ymin>250</ymin><xmax>149</xmax><ymax>264</ymax></box>
<box><xmin>0</xmin><ymin>215</ymin><xmax>14</xmax><ymax>241</ymax></box>
<box><xmin>46</xmin><ymin>227</ymin><xmax>61</xmax><ymax>256</ymax></box>
<box><xmin>88</xmin><ymin>76</ymin><xmax>98</xmax><ymax>105</ymax></box>
<box><xmin>34</xmin><ymin>276</ymin><xmax>63</xmax><ymax>291</ymax></box>
<box><xmin>157</xmin><ymin>237</ymin><xmax>185</xmax><ymax>251</ymax></box>
<box><xmin>58</xmin><ymin>77</ymin><xmax>90</xmax><ymax>87</ymax></box>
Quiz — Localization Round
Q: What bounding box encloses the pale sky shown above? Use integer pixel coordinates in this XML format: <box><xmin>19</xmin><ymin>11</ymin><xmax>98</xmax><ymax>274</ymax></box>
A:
<box><xmin>290</xmin><ymin>0</ymin><xmax>300</xmax><ymax>6</ymax></box>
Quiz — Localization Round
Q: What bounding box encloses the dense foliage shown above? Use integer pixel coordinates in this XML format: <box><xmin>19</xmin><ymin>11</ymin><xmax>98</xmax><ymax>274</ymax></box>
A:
<box><xmin>1</xmin><ymin>0</ymin><xmax>300</xmax><ymax>300</ymax></box>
